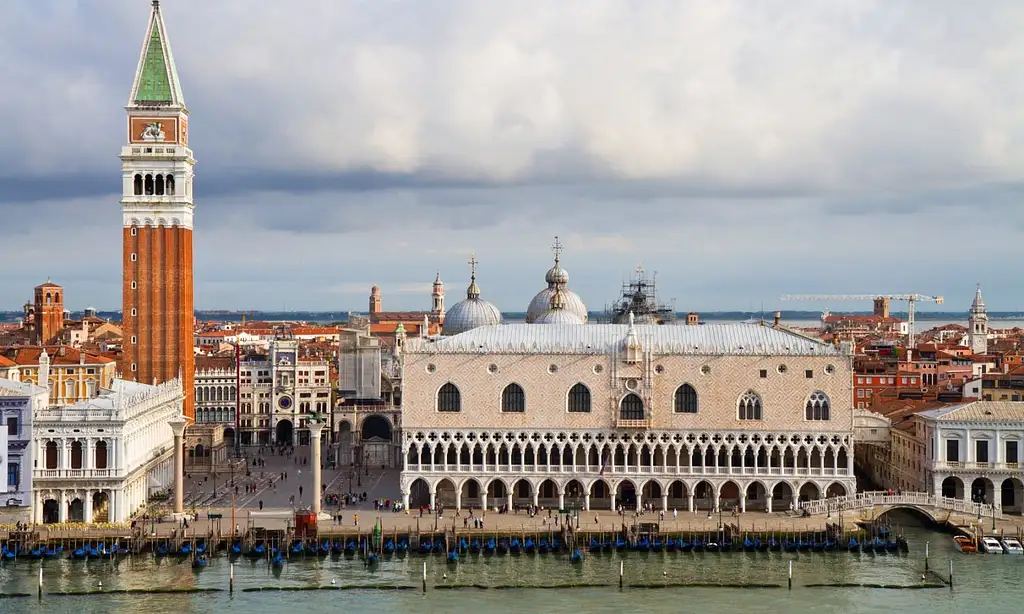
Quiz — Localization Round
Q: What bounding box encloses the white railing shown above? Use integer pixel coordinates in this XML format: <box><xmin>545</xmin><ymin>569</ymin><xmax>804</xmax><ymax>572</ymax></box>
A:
<box><xmin>34</xmin><ymin>469</ymin><xmax>119</xmax><ymax>479</ymax></box>
<box><xmin>800</xmin><ymin>490</ymin><xmax>1004</xmax><ymax>520</ymax></box>
<box><xmin>931</xmin><ymin>461</ymin><xmax>1020</xmax><ymax>472</ymax></box>
<box><xmin>406</xmin><ymin>465</ymin><xmax>851</xmax><ymax>479</ymax></box>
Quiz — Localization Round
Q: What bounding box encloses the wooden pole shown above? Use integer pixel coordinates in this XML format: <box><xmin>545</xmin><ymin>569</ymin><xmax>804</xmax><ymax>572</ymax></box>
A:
<box><xmin>422</xmin><ymin>561</ymin><xmax>427</xmax><ymax>593</ymax></box>
<box><xmin>788</xmin><ymin>560</ymin><xmax>793</xmax><ymax>590</ymax></box>
<box><xmin>948</xmin><ymin>559</ymin><xmax>953</xmax><ymax>587</ymax></box>
<box><xmin>924</xmin><ymin>541</ymin><xmax>929</xmax><ymax>571</ymax></box>
<box><xmin>229</xmin><ymin>562</ymin><xmax>235</xmax><ymax>593</ymax></box>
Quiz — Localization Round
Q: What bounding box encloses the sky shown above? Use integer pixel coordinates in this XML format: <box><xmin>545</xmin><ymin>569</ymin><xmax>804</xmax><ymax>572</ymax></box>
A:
<box><xmin>2</xmin><ymin>0</ymin><xmax>1023</xmax><ymax>313</ymax></box>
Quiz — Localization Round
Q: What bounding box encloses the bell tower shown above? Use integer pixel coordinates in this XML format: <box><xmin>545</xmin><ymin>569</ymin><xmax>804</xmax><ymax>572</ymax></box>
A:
<box><xmin>121</xmin><ymin>0</ymin><xmax>195</xmax><ymax>419</ymax></box>
<box><xmin>969</xmin><ymin>285</ymin><xmax>988</xmax><ymax>355</ymax></box>
<box><xmin>431</xmin><ymin>272</ymin><xmax>445</xmax><ymax>323</ymax></box>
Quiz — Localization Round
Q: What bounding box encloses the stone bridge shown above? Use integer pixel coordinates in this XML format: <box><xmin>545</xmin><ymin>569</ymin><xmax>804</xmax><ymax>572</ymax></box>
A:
<box><xmin>853</xmin><ymin>408</ymin><xmax>891</xmax><ymax>444</ymax></box>
<box><xmin>801</xmin><ymin>490</ymin><xmax>1003</xmax><ymax>522</ymax></box>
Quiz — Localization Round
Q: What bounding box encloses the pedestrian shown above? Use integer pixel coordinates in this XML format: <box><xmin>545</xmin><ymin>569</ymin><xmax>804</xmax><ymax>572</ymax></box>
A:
<box><xmin>259</xmin><ymin>500</ymin><xmax>263</xmax><ymax>510</ymax></box>
<box><xmin>354</xmin><ymin>514</ymin><xmax>358</xmax><ymax>527</ymax></box>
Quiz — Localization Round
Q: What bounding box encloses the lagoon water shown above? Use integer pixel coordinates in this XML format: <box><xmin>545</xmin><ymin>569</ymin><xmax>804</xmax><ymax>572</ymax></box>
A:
<box><xmin>2</xmin><ymin>517</ymin><xmax>1021</xmax><ymax>614</ymax></box>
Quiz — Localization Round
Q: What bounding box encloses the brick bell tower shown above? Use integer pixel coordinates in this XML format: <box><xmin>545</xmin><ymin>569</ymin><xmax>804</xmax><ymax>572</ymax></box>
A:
<box><xmin>121</xmin><ymin>0</ymin><xmax>195</xmax><ymax>420</ymax></box>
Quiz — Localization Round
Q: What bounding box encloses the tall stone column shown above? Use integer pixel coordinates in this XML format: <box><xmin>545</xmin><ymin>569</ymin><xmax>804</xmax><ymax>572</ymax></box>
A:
<box><xmin>168</xmin><ymin>416</ymin><xmax>187</xmax><ymax>515</ymax></box>
<box><xmin>309</xmin><ymin>421</ymin><xmax>326</xmax><ymax>515</ymax></box>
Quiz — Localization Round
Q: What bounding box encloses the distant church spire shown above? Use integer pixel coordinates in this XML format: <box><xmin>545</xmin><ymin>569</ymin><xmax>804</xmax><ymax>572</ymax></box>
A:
<box><xmin>969</xmin><ymin>284</ymin><xmax>989</xmax><ymax>355</ymax></box>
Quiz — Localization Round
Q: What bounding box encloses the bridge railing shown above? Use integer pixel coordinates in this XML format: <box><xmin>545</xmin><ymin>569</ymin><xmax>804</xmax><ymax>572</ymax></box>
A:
<box><xmin>800</xmin><ymin>490</ymin><xmax>1003</xmax><ymax>520</ymax></box>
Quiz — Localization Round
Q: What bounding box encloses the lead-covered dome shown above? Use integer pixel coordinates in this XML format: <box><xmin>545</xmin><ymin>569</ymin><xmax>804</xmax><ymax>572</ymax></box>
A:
<box><xmin>442</xmin><ymin>256</ymin><xmax>502</xmax><ymax>335</ymax></box>
<box><xmin>526</xmin><ymin>236</ymin><xmax>588</xmax><ymax>323</ymax></box>
<box><xmin>534</xmin><ymin>288</ymin><xmax>584</xmax><ymax>325</ymax></box>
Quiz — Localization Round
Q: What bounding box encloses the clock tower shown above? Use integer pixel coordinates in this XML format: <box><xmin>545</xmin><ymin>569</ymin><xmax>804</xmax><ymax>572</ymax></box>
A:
<box><xmin>120</xmin><ymin>0</ymin><xmax>195</xmax><ymax>420</ymax></box>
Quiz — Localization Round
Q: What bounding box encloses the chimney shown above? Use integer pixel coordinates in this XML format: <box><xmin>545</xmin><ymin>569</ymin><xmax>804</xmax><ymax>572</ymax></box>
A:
<box><xmin>773</xmin><ymin>311</ymin><xmax>781</xmax><ymax>327</ymax></box>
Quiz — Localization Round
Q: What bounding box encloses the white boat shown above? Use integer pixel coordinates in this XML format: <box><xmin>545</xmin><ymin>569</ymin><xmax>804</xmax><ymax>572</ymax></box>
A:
<box><xmin>980</xmin><ymin>536</ymin><xmax>1004</xmax><ymax>553</ymax></box>
<box><xmin>1001</xmin><ymin>538</ymin><xmax>1024</xmax><ymax>554</ymax></box>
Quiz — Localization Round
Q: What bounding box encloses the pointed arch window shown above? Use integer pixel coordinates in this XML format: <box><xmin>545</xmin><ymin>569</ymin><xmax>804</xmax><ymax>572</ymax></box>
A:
<box><xmin>805</xmin><ymin>391</ymin><xmax>830</xmax><ymax>421</ymax></box>
<box><xmin>567</xmin><ymin>383</ymin><xmax>591</xmax><ymax>413</ymax></box>
<box><xmin>501</xmin><ymin>383</ymin><xmax>525</xmax><ymax>413</ymax></box>
<box><xmin>674</xmin><ymin>384</ymin><xmax>698</xmax><ymax>414</ymax></box>
<box><xmin>437</xmin><ymin>383</ymin><xmax>461</xmax><ymax>412</ymax></box>
<box><xmin>619</xmin><ymin>393</ymin><xmax>645</xmax><ymax>421</ymax></box>
<box><xmin>738</xmin><ymin>390</ymin><xmax>763</xmax><ymax>421</ymax></box>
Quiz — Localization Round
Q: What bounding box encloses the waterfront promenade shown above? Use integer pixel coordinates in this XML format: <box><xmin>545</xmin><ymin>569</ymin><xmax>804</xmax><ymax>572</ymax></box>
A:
<box><xmin>2</xmin><ymin>445</ymin><xmax>1021</xmax><ymax>540</ymax></box>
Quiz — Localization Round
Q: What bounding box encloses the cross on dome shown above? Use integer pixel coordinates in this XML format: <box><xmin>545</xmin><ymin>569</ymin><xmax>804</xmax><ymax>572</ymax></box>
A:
<box><xmin>468</xmin><ymin>254</ymin><xmax>478</xmax><ymax>281</ymax></box>
<box><xmin>551</xmin><ymin>236</ymin><xmax>563</xmax><ymax>264</ymax></box>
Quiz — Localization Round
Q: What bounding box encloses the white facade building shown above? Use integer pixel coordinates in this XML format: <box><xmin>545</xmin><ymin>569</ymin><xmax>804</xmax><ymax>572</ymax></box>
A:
<box><xmin>237</xmin><ymin>339</ymin><xmax>330</xmax><ymax>446</ymax></box>
<box><xmin>32</xmin><ymin>378</ymin><xmax>182</xmax><ymax>524</ymax></box>
<box><xmin>921</xmin><ymin>401</ymin><xmax>1024</xmax><ymax>515</ymax></box>
<box><xmin>400</xmin><ymin>321</ymin><xmax>856</xmax><ymax>513</ymax></box>
<box><xmin>0</xmin><ymin>379</ymin><xmax>46</xmax><ymax>509</ymax></box>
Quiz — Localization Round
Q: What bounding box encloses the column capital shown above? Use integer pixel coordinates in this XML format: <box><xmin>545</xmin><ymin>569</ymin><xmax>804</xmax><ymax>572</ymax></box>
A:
<box><xmin>168</xmin><ymin>415</ymin><xmax>188</xmax><ymax>437</ymax></box>
<box><xmin>308</xmin><ymin>420</ymin><xmax>326</xmax><ymax>435</ymax></box>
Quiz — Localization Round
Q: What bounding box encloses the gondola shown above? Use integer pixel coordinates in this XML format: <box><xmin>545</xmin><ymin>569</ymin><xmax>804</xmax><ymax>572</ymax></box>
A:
<box><xmin>588</xmin><ymin>537</ymin><xmax>602</xmax><ymax>553</ymax></box>
<box><xmin>484</xmin><ymin>538</ymin><xmax>496</xmax><ymax>554</ymax></box>
<box><xmin>615</xmin><ymin>538</ymin><xmax>628</xmax><ymax>552</ymax></box>
<box><xmin>743</xmin><ymin>538</ymin><xmax>758</xmax><ymax>552</ymax></box>
<box><xmin>468</xmin><ymin>539</ymin><xmax>481</xmax><ymax>554</ymax></box>
<box><xmin>457</xmin><ymin>538</ymin><xmax>469</xmax><ymax>554</ymax></box>
<box><xmin>678</xmin><ymin>539</ymin><xmax>693</xmax><ymax>553</ymax></box>
<box><xmin>344</xmin><ymin>540</ymin><xmax>357</xmax><ymax>555</ymax></box>
<box><xmin>768</xmin><ymin>538</ymin><xmax>780</xmax><ymax>553</ymax></box>
<box><xmin>524</xmin><ymin>538</ymin><xmax>536</xmax><ymax>554</ymax></box>
<box><xmin>156</xmin><ymin>544</ymin><xmax>170</xmax><ymax>557</ymax></box>
<box><xmin>179</xmin><ymin>543</ymin><xmax>192</xmax><ymax>556</ymax></box>
<box><xmin>446</xmin><ymin>551</ymin><xmax>459</xmax><ymax>564</ymax></box>
<box><xmin>847</xmin><ymin>537</ymin><xmax>860</xmax><ymax>553</ymax></box>
<box><xmin>884</xmin><ymin>540</ymin><xmax>899</xmax><ymax>554</ymax></box>
<box><xmin>191</xmin><ymin>554</ymin><xmax>208</xmax><ymax>569</ymax></box>
<box><xmin>496</xmin><ymin>539</ymin><xmax>509</xmax><ymax>555</ymax></box>
<box><xmin>418</xmin><ymin>538</ymin><xmax>432</xmax><ymax>555</ymax></box>
<box><xmin>251</xmin><ymin>543</ymin><xmax>266</xmax><ymax>558</ymax></box>
<box><xmin>271</xmin><ymin>553</ymin><xmax>285</xmax><ymax>568</ymax></box>
<box><xmin>571</xmin><ymin>549</ymin><xmax>584</xmax><ymax>563</ymax></box>
<box><xmin>634</xmin><ymin>537</ymin><xmax>650</xmax><ymax>551</ymax></box>
<box><xmin>431</xmin><ymin>540</ymin><xmax>445</xmax><ymax>554</ymax></box>
<box><xmin>383</xmin><ymin>539</ymin><xmax>396</xmax><ymax>555</ymax></box>
<box><xmin>366</xmin><ymin>552</ymin><xmax>380</xmax><ymax>567</ymax></box>
<box><xmin>331</xmin><ymin>541</ymin><xmax>344</xmax><ymax>555</ymax></box>
<box><xmin>290</xmin><ymin>542</ymin><xmax>304</xmax><ymax>556</ymax></box>
<box><xmin>783</xmin><ymin>540</ymin><xmax>798</xmax><ymax>553</ymax></box>
<box><xmin>651</xmin><ymin>537</ymin><xmax>665</xmax><ymax>552</ymax></box>
<box><xmin>665</xmin><ymin>537</ymin><xmax>678</xmax><ymax>552</ymax></box>
<box><xmin>510</xmin><ymin>538</ymin><xmax>522</xmax><ymax>555</ymax></box>
<box><xmin>230</xmin><ymin>541</ymin><xmax>242</xmax><ymax>557</ymax></box>
<box><xmin>873</xmin><ymin>539</ymin><xmax>887</xmax><ymax>554</ymax></box>
<box><xmin>692</xmin><ymin>538</ymin><xmax>705</xmax><ymax>553</ymax></box>
<box><xmin>71</xmin><ymin>548</ymin><xmax>88</xmax><ymax>560</ymax></box>
<box><xmin>397</xmin><ymin>539</ymin><xmax>409</xmax><ymax>555</ymax></box>
<box><xmin>44</xmin><ymin>546</ymin><xmax>63</xmax><ymax>559</ymax></box>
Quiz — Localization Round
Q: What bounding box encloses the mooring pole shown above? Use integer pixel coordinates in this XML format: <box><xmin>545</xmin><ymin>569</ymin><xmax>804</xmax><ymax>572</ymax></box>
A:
<box><xmin>38</xmin><ymin>566</ymin><xmax>43</xmax><ymax>599</ymax></box>
<box><xmin>422</xmin><ymin>561</ymin><xmax>427</xmax><ymax>593</ymax></box>
<box><xmin>788</xmin><ymin>560</ymin><xmax>793</xmax><ymax>590</ymax></box>
<box><xmin>948</xmin><ymin>559</ymin><xmax>953</xmax><ymax>588</ymax></box>
<box><xmin>924</xmin><ymin>542</ymin><xmax>929</xmax><ymax>571</ymax></box>
<box><xmin>230</xmin><ymin>563</ymin><xmax>235</xmax><ymax>593</ymax></box>
<box><xmin>619</xmin><ymin>560</ymin><xmax>624</xmax><ymax>590</ymax></box>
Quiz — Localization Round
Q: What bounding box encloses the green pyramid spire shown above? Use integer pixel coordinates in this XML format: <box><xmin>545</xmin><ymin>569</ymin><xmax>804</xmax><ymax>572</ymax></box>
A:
<box><xmin>130</xmin><ymin>2</ymin><xmax>185</xmax><ymax>106</ymax></box>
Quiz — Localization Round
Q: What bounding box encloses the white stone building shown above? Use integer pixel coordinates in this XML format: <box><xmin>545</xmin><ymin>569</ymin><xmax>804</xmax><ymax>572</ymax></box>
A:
<box><xmin>0</xmin><ymin>379</ymin><xmax>46</xmax><ymax>509</ymax></box>
<box><xmin>237</xmin><ymin>338</ymin><xmax>330</xmax><ymax>446</ymax></box>
<box><xmin>399</xmin><ymin>320</ymin><xmax>856</xmax><ymax>513</ymax></box>
<box><xmin>920</xmin><ymin>401</ymin><xmax>1024</xmax><ymax>515</ymax></box>
<box><xmin>32</xmin><ymin>379</ymin><xmax>182</xmax><ymax>524</ymax></box>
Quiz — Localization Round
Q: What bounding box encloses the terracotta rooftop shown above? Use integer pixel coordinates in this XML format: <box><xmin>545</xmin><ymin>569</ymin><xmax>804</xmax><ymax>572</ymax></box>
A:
<box><xmin>0</xmin><ymin>345</ymin><xmax>115</xmax><ymax>366</ymax></box>
<box><xmin>195</xmin><ymin>355</ymin><xmax>235</xmax><ymax>371</ymax></box>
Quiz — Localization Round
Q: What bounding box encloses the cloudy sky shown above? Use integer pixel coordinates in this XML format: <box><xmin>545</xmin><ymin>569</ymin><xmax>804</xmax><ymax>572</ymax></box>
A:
<box><xmin>2</xmin><ymin>0</ymin><xmax>1023</xmax><ymax>314</ymax></box>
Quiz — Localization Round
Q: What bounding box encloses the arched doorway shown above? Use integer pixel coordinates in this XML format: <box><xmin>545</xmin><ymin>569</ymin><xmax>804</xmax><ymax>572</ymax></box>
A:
<box><xmin>68</xmin><ymin>498</ymin><xmax>85</xmax><ymax>523</ymax></box>
<box><xmin>410</xmin><ymin>478</ymin><xmax>430</xmax><ymax>508</ymax></box>
<box><xmin>435</xmin><ymin>478</ymin><xmax>457</xmax><ymax>507</ymax></box>
<box><xmin>275</xmin><ymin>419</ymin><xmax>294</xmax><ymax>446</ymax></box>
<box><xmin>564</xmin><ymin>479</ymin><xmax>586</xmax><ymax>510</ymax></box>
<box><xmin>941</xmin><ymin>476</ymin><xmax>964</xmax><ymax>499</ymax></box>
<box><xmin>589</xmin><ymin>479</ymin><xmax>611</xmax><ymax>509</ymax></box>
<box><xmin>798</xmin><ymin>482</ymin><xmax>820</xmax><ymax>502</ymax></box>
<box><xmin>361</xmin><ymin>415</ymin><xmax>393</xmax><ymax>467</ymax></box>
<box><xmin>746</xmin><ymin>482</ymin><xmax>768</xmax><ymax>511</ymax></box>
<box><xmin>511</xmin><ymin>478</ymin><xmax>532</xmax><ymax>507</ymax></box>
<box><xmin>223</xmin><ymin>427</ymin><xmax>235</xmax><ymax>450</ymax></box>
<box><xmin>461</xmin><ymin>478</ymin><xmax>482</xmax><ymax>508</ymax></box>
<box><xmin>826</xmin><ymin>482</ymin><xmax>847</xmax><ymax>498</ymax></box>
<box><xmin>1002</xmin><ymin>478</ymin><xmax>1024</xmax><ymax>514</ymax></box>
<box><xmin>92</xmin><ymin>492</ymin><xmax>110</xmax><ymax>523</ymax></box>
<box><xmin>719</xmin><ymin>481</ymin><xmax>741</xmax><ymax>509</ymax></box>
<box><xmin>693</xmin><ymin>480</ymin><xmax>715</xmax><ymax>510</ymax></box>
<box><xmin>42</xmin><ymin>499</ymin><xmax>59</xmax><ymax>524</ymax></box>
<box><xmin>772</xmin><ymin>482</ymin><xmax>795</xmax><ymax>510</ymax></box>
<box><xmin>642</xmin><ymin>480</ymin><xmax>663</xmax><ymax>503</ymax></box>
<box><xmin>971</xmin><ymin>477</ymin><xmax>994</xmax><ymax>505</ymax></box>
<box><xmin>487</xmin><ymin>479</ymin><xmax>508</xmax><ymax>507</ymax></box>
<box><xmin>616</xmin><ymin>480</ymin><xmax>637</xmax><ymax>508</ymax></box>
<box><xmin>667</xmin><ymin>480</ymin><xmax>688</xmax><ymax>510</ymax></box>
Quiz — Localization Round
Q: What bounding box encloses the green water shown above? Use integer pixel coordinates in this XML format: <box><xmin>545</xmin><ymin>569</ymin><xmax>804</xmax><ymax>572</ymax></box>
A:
<box><xmin>1</xmin><ymin>523</ymin><xmax>1021</xmax><ymax>613</ymax></box>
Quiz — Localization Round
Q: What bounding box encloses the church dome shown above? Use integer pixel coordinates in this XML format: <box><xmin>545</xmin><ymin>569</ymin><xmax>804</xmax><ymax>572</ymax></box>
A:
<box><xmin>533</xmin><ymin>287</ymin><xmax>585</xmax><ymax>325</ymax></box>
<box><xmin>526</xmin><ymin>236</ymin><xmax>587</xmax><ymax>323</ymax></box>
<box><xmin>443</xmin><ymin>256</ymin><xmax>502</xmax><ymax>335</ymax></box>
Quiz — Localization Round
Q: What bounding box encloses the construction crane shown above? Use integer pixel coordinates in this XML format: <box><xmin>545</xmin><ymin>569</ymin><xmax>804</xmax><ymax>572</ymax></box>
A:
<box><xmin>779</xmin><ymin>294</ymin><xmax>944</xmax><ymax>349</ymax></box>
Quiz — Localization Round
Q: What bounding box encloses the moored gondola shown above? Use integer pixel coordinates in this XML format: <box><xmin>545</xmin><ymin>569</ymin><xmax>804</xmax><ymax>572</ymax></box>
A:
<box><xmin>571</xmin><ymin>549</ymin><xmax>584</xmax><ymax>563</ymax></box>
<box><xmin>446</xmin><ymin>551</ymin><xmax>459</xmax><ymax>564</ymax></box>
<box><xmin>191</xmin><ymin>554</ymin><xmax>208</xmax><ymax>569</ymax></box>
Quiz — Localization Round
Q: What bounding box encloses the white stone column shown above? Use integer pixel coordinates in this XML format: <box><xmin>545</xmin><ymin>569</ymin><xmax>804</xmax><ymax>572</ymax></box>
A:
<box><xmin>402</xmin><ymin>490</ymin><xmax>410</xmax><ymax>509</ymax></box>
<box><xmin>584</xmin><ymin>493</ymin><xmax>591</xmax><ymax>511</ymax></box>
<box><xmin>532</xmin><ymin>490</ymin><xmax>539</xmax><ymax>507</ymax></box>
<box><xmin>429</xmin><ymin>489</ymin><xmax>436</xmax><ymax>509</ymax></box>
<box><xmin>766</xmin><ymin>495</ymin><xmax>773</xmax><ymax>514</ymax></box>
<box><xmin>481</xmin><ymin>493</ymin><xmax>488</xmax><ymax>511</ymax></box>
<box><xmin>610</xmin><ymin>492</ymin><xmax>617</xmax><ymax>511</ymax></box>
<box><xmin>84</xmin><ymin>490</ymin><xmax>93</xmax><ymax>523</ymax></box>
<box><xmin>506</xmin><ymin>491</ymin><xmax>513</xmax><ymax>511</ymax></box>
<box><xmin>740</xmin><ymin>492</ymin><xmax>747</xmax><ymax>513</ymax></box>
<box><xmin>169</xmin><ymin>416</ymin><xmax>187</xmax><ymax>515</ymax></box>
<box><xmin>309</xmin><ymin>421</ymin><xmax>326</xmax><ymax>515</ymax></box>
<box><xmin>58</xmin><ymin>490</ymin><xmax>67</xmax><ymax>523</ymax></box>
<box><xmin>558</xmin><ymin>491</ymin><xmax>565</xmax><ymax>510</ymax></box>
<box><xmin>661</xmin><ymin>493</ymin><xmax>669</xmax><ymax>512</ymax></box>
<box><xmin>455</xmin><ymin>490</ymin><xmax>462</xmax><ymax>511</ymax></box>
<box><xmin>687</xmin><ymin>493</ymin><xmax>694</xmax><ymax>513</ymax></box>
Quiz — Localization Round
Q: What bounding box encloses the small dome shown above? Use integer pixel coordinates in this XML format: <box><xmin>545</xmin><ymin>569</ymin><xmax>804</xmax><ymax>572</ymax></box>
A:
<box><xmin>443</xmin><ymin>254</ymin><xmax>502</xmax><ymax>335</ymax></box>
<box><xmin>527</xmin><ymin>287</ymin><xmax>588</xmax><ymax>323</ymax></box>
<box><xmin>444</xmin><ymin>298</ymin><xmax>502</xmax><ymax>334</ymax></box>
<box><xmin>535</xmin><ymin>308</ymin><xmax>584</xmax><ymax>325</ymax></box>
<box><xmin>545</xmin><ymin>264</ymin><xmax>569</xmax><ymax>285</ymax></box>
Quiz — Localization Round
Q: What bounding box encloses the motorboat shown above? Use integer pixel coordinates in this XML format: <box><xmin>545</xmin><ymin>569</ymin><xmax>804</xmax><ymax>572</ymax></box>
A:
<box><xmin>980</xmin><ymin>536</ymin><xmax>1004</xmax><ymax>553</ymax></box>
<box><xmin>952</xmin><ymin>536</ymin><xmax>977</xmax><ymax>553</ymax></box>
<box><xmin>1001</xmin><ymin>537</ymin><xmax>1024</xmax><ymax>554</ymax></box>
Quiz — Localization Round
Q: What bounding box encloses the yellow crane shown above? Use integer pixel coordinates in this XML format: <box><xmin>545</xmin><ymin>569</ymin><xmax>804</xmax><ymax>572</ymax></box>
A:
<box><xmin>779</xmin><ymin>294</ymin><xmax>944</xmax><ymax>349</ymax></box>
